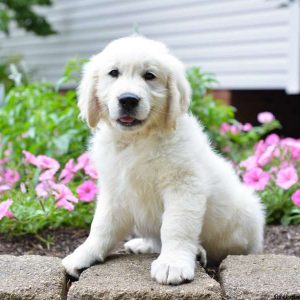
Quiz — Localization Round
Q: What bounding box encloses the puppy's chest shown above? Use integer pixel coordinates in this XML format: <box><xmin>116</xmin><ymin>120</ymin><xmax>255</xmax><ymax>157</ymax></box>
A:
<box><xmin>100</xmin><ymin>142</ymin><xmax>165</xmax><ymax>233</ymax></box>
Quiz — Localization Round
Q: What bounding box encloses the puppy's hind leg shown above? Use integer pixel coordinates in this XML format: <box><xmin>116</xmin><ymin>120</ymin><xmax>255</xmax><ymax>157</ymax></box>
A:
<box><xmin>197</xmin><ymin>244</ymin><xmax>207</xmax><ymax>267</ymax></box>
<box><xmin>124</xmin><ymin>237</ymin><xmax>161</xmax><ymax>254</ymax></box>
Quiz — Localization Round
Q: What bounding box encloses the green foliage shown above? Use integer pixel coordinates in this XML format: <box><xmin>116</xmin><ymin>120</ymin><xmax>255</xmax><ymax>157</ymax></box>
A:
<box><xmin>0</xmin><ymin>193</ymin><xmax>94</xmax><ymax>236</ymax></box>
<box><xmin>0</xmin><ymin>59</ymin><xmax>89</xmax><ymax>164</ymax></box>
<box><xmin>188</xmin><ymin>67</ymin><xmax>281</xmax><ymax>161</ymax></box>
<box><xmin>0</xmin><ymin>56</ymin><xmax>30</xmax><ymax>94</ymax></box>
<box><xmin>0</xmin><ymin>0</ymin><xmax>56</xmax><ymax>36</ymax></box>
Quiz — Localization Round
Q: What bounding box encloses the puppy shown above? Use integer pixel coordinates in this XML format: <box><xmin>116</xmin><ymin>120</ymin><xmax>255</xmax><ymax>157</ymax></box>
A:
<box><xmin>63</xmin><ymin>35</ymin><xmax>265</xmax><ymax>285</ymax></box>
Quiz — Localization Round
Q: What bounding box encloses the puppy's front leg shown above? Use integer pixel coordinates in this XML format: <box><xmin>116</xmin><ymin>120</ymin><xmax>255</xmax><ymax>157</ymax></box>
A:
<box><xmin>63</xmin><ymin>193</ymin><xmax>132</xmax><ymax>278</ymax></box>
<box><xmin>151</xmin><ymin>187</ymin><xmax>206</xmax><ymax>285</ymax></box>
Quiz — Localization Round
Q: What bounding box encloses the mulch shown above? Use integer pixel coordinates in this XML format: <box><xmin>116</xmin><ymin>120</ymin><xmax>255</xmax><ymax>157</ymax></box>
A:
<box><xmin>1</xmin><ymin>225</ymin><xmax>299</xmax><ymax>258</ymax></box>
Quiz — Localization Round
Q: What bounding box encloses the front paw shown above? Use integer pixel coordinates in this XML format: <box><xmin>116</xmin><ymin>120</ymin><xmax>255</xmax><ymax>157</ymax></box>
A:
<box><xmin>151</xmin><ymin>254</ymin><xmax>195</xmax><ymax>285</ymax></box>
<box><xmin>62</xmin><ymin>244</ymin><xmax>103</xmax><ymax>278</ymax></box>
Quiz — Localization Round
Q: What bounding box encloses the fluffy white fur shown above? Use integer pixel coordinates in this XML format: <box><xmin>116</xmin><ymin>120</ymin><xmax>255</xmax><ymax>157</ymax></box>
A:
<box><xmin>62</xmin><ymin>36</ymin><xmax>265</xmax><ymax>285</ymax></box>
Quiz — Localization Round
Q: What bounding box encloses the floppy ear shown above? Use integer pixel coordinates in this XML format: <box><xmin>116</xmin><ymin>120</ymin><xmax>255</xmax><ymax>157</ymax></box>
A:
<box><xmin>77</xmin><ymin>58</ymin><xmax>101</xmax><ymax>128</ymax></box>
<box><xmin>166</xmin><ymin>58</ymin><xmax>191</xmax><ymax>129</ymax></box>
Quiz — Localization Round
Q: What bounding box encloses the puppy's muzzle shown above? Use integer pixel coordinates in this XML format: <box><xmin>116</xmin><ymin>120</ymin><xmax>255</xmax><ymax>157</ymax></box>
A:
<box><xmin>118</xmin><ymin>93</ymin><xmax>140</xmax><ymax>113</ymax></box>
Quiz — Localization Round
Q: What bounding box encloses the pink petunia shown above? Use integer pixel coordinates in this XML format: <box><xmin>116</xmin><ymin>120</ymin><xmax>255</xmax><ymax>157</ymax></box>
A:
<box><xmin>84</xmin><ymin>164</ymin><xmax>98</xmax><ymax>179</ymax></box>
<box><xmin>282</xmin><ymin>139</ymin><xmax>300</xmax><ymax>161</ymax></box>
<box><xmin>59</xmin><ymin>159</ymin><xmax>77</xmax><ymax>184</ymax></box>
<box><xmin>291</xmin><ymin>190</ymin><xmax>300</xmax><ymax>207</ymax></box>
<box><xmin>243</xmin><ymin>168</ymin><xmax>270</xmax><ymax>191</ymax></box>
<box><xmin>242</xmin><ymin>123</ymin><xmax>253</xmax><ymax>132</ymax></box>
<box><xmin>257</xmin><ymin>145</ymin><xmax>276</xmax><ymax>167</ymax></box>
<box><xmin>276</xmin><ymin>166</ymin><xmax>298</xmax><ymax>190</ymax></box>
<box><xmin>22</xmin><ymin>150</ymin><xmax>38</xmax><ymax>165</ymax></box>
<box><xmin>3</xmin><ymin>169</ymin><xmax>20</xmax><ymax>185</ymax></box>
<box><xmin>219</xmin><ymin>123</ymin><xmax>231</xmax><ymax>134</ymax></box>
<box><xmin>35</xmin><ymin>155</ymin><xmax>60</xmax><ymax>171</ymax></box>
<box><xmin>230</xmin><ymin>125</ymin><xmax>240</xmax><ymax>134</ymax></box>
<box><xmin>35</xmin><ymin>181</ymin><xmax>53</xmax><ymax>198</ymax></box>
<box><xmin>265</xmin><ymin>134</ymin><xmax>280</xmax><ymax>146</ymax></box>
<box><xmin>255</xmin><ymin>140</ymin><xmax>267</xmax><ymax>157</ymax></box>
<box><xmin>0</xmin><ymin>185</ymin><xmax>11</xmax><ymax>194</ymax></box>
<box><xmin>257</xmin><ymin>112</ymin><xmax>275</xmax><ymax>124</ymax></box>
<box><xmin>240</xmin><ymin>156</ymin><xmax>257</xmax><ymax>171</ymax></box>
<box><xmin>74</xmin><ymin>153</ymin><xmax>90</xmax><ymax>171</ymax></box>
<box><xmin>0</xmin><ymin>157</ymin><xmax>8</xmax><ymax>165</ymax></box>
<box><xmin>76</xmin><ymin>180</ymin><xmax>98</xmax><ymax>202</ymax></box>
<box><xmin>53</xmin><ymin>184</ymin><xmax>78</xmax><ymax>204</ymax></box>
<box><xmin>39</xmin><ymin>169</ymin><xmax>57</xmax><ymax>181</ymax></box>
<box><xmin>56</xmin><ymin>198</ymin><xmax>75</xmax><ymax>211</ymax></box>
<box><xmin>0</xmin><ymin>199</ymin><xmax>14</xmax><ymax>219</ymax></box>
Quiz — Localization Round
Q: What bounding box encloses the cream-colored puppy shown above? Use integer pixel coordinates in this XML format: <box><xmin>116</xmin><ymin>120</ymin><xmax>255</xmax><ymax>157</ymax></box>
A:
<box><xmin>62</xmin><ymin>36</ymin><xmax>265</xmax><ymax>285</ymax></box>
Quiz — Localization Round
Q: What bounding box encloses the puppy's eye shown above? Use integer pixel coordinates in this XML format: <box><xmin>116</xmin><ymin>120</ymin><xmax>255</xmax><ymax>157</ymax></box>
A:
<box><xmin>108</xmin><ymin>69</ymin><xmax>119</xmax><ymax>78</ymax></box>
<box><xmin>143</xmin><ymin>72</ymin><xmax>156</xmax><ymax>81</ymax></box>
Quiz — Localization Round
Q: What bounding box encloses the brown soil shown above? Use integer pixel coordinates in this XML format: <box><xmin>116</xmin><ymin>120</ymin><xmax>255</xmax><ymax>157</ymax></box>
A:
<box><xmin>0</xmin><ymin>225</ymin><xmax>299</xmax><ymax>258</ymax></box>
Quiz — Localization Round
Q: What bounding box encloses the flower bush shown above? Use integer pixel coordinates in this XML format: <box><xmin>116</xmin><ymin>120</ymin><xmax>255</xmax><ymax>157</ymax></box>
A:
<box><xmin>237</xmin><ymin>129</ymin><xmax>300</xmax><ymax>225</ymax></box>
<box><xmin>0</xmin><ymin>148</ymin><xmax>96</xmax><ymax>235</ymax></box>
<box><xmin>0</xmin><ymin>60</ymin><xmax>299</xmax><ymax>238</ymax></box>
<box><xmin>188</xmin><ymin>68</ymin><xmax>281</xmax><ymax>162</ymax></box>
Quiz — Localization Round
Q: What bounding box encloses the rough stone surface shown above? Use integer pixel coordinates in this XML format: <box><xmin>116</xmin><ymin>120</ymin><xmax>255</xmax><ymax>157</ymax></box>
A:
<box><xmin>0</xmin><ymin>255</ymin><xmax>67</xmax><ymax>300</ymax></box>
<box><xmin>68</xmin><ymin>254</ymin><xmax>221</xmax><ymax>300</ymax></box>
<box><xmin>219</xmin><ymin>254</ymin><xmax>300</xmax><ymax>300</ymax></box>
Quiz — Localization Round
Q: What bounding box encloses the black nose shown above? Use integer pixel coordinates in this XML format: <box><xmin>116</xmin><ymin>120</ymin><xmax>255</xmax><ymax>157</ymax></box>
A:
<box><xmin>118</xmin><ymin>93</ymin><xmax>140</xmax><ymax>111</ymax></box>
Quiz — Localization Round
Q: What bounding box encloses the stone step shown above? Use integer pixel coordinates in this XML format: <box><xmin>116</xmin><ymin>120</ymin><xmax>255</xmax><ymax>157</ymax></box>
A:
<box><xmin>219</xmin><ymin>254</ymin><xmax>300</xmax><ymax>300</ymax></box>
<box><xmin>0</xmin><ymin>255</ymin><xmax>67</xmax><ymax>300</ymax></box>
<box><xmin>67</xmin><ymin>254</ymin><xmax>221</xmax><ymax>300</ymax></box>
<box><xmin>1</xmin><ymin>253</ymin><xmax>300</xmax><ymax>299</ymax></box>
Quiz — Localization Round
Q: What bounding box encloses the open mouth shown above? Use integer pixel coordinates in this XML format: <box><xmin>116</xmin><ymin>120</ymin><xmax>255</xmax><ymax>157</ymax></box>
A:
<box><xmin>117</xmin><ymin>116</ymin><xmax>143</xmax><ymax>127</ymax></box>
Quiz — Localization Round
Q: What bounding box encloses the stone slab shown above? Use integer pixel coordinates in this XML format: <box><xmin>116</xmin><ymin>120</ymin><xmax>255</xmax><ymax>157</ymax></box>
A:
<box><xmin>219</xmin><ymin>254</ymin><xmax>300</xmax><ymax>300</ymax></box>
<box><xmin>0</xmin><ymin>255</ymin><xmax>67</xmax><ymax>300</ymax></box>
<box><xmin>68</xmin><ymin>254</ymin><xmax>221</xmax><ymax>300</ymax></box>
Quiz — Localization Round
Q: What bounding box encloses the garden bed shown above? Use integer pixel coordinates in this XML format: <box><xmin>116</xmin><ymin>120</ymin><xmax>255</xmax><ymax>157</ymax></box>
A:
<box><xmin>1</xmin><ymin>225</ymin><xmax>299</xmax><ymax>258</ymax></box>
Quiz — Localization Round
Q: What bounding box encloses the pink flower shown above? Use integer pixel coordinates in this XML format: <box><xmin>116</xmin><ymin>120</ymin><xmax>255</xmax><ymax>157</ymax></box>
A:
<box><xmin>257</xmin><ymin>145</ymin><xmax>276</xmax><ymax>167</ymax></box>
<box><xmin>291</xmin><ymin>190</ymin><xmax>300</xmax><ymax>207</ymax></box>
<box><xmin>243</xmin><ymin>168</ymin><xmax>270</xmax><ymax>190</ymax></box>
<box><xmin>36</xmin><ymin>155</ymin><xmax>60</xmax><ymax>171</ymax></box>
<box><xmin>0</xmin><ymin>185</ymin><xmax>10</xmax><ymax>194</ymax></box>
<box><xmin>257</xmin><ymin>112</ymin><xmax>275</xmax><ymax>124</ymax></box>
<box><xmin>39</xmin><ymin>169</ymin><xmax>57</xmax><ymax>181</ymax></box>
<box><xmin>76</xmin><ymin>180</ymin><xmax>97</xmax><ymax>202</ymax></box>
<box><xmin>4</xmin><ymin>169</ymin><xmax>20</xmax><ymax>185</ymax></box>
<box><xmin>20</xmin><ymin>182</ymin><xmax>26</xmax><ymax>194</ymax></box>
<box><xmin>53</xmin><ymin>183</ymin><xmax>78</xmax><ymax>206</ymax></box>
<box><xmin>265</xmin><ymin>134</ymin><xmax>280</xmax><ymax>146</ymax></box>
<box><xmin>0</xmin><ymin>157</ymin><xmax>8</xmax><ymax>165</ymax></box>
<box><xmin>75</xmin><ymin>153</ymin><xmax>90</xmax><ymax>171</ymax></box>
<box><xmin>35</xmin><ymin>181</ymin><xmax>53</xmax><ymax>198</ymax></box>
<box><xmin>84</xmin><ymin>164</ymin><xmax>98</xmax><ymax>179</ymax></box>
<box><xmin>242</xmin><ymin>123</ymin><xmax>253</xmax><ymax>132</ymax></box>
<box><xmin>56</xmin><ymin>198</ymin><xmax>74</xmax><ymax>211</ymax></box>
<box><xmin>255</xmin><ymin>140</ymin><xmax>267</xmax><ymax>157</ymax></box>
<box><xmin>282</xmin><ymin>139</ymin><xmax>300</xmax><ymax>160</ymax></box>
<box><xmin>0</xmin><ymin>199</ymin><xmax>14</xmax><ymax>219</ymax></box>
<box><xmin>22</xmin><ymin>150</ymin><xmax>38</xmax><ymax>165</ymax></box>
<box><xmin>219</xmin><ymin>123</ymin><xmax>231</xmax><ymax>134</ymax></box>
<box><xmin>59</xmin><ymin>159</ymin><xmax>77</xmax><ymax>184</ymax></box>
<box><xmin>276</xmin><ymin>166</ymin><xmax>298</xmax><ymax>190</ymax></box>
<box><xmin>230</xmin><ymin>125</ymin><xmax>240</xmax><ymax>134</ymax></box>
<box><xmin>240</xmin><ymin>156</ymin><xmax>257</xmax><ymax>171</ymax></box>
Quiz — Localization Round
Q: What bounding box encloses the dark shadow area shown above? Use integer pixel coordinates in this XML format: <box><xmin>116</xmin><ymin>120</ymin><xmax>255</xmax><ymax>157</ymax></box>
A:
<box><xmin>231</xmin><ymin>90</ymin><xmax>300</xmax><ymax>137</ymax></box>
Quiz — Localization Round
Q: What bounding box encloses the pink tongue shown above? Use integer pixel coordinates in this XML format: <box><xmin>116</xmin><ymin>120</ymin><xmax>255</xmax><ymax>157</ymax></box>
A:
<box><xmin>120</xmin><ymin>116</ymin><xmax>135</xmax><ymax>123</ymax></box>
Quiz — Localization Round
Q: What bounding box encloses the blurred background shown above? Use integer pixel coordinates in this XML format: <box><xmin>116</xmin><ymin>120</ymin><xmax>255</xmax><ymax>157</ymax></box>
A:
<box><xmin>0</xmin><ymin>0</ymin><xmax>299</xmax><ymax>253</ymax></box>
<box><xmin>0</xmin><ymin>0</ymin><xmax>299</xmax><ymax>135</ymax></box>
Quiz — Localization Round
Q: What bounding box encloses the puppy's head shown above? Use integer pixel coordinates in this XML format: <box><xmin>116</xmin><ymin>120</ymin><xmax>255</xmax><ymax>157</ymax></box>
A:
<box><xmin>78</xmin><ymin>36</ymin><xmax>191</xmax><ymax>132</ymax></box>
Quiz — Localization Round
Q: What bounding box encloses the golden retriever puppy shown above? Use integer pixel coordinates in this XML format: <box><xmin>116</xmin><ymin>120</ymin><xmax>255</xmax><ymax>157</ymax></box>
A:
<box><xmin>63</xmin><ymin>36</ymin><xmax>265</xmax><ymax>285</ymax></box>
